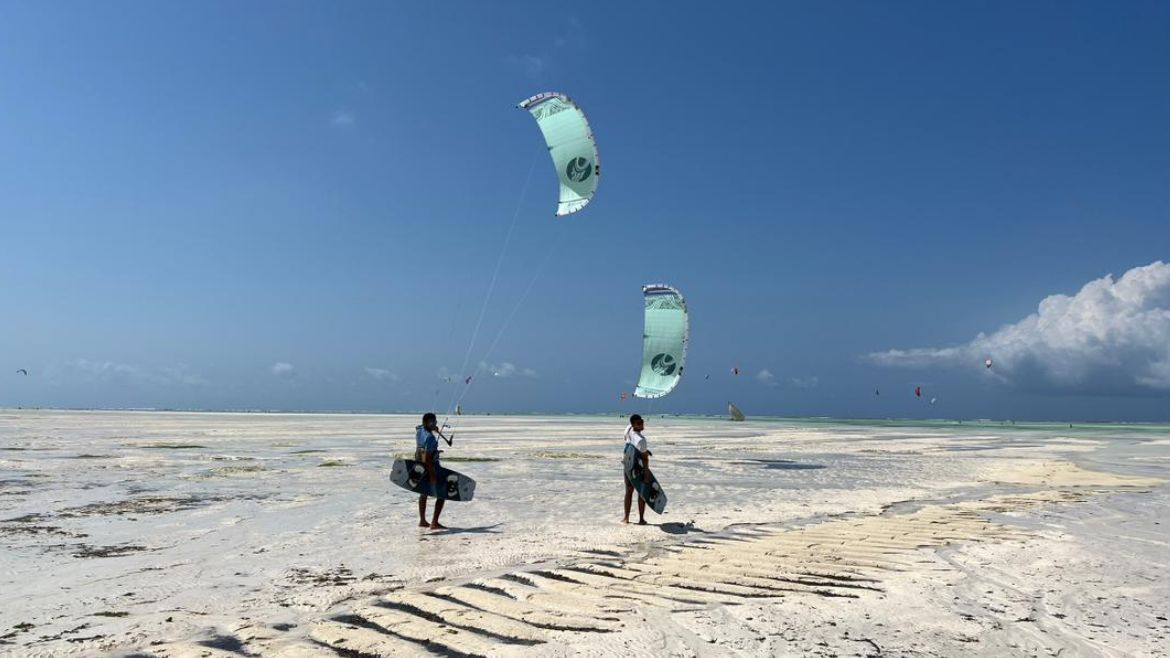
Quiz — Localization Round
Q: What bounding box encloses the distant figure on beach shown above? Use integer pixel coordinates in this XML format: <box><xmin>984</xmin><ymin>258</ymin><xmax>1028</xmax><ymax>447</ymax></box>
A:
<box><xmin>623</xmin><ymin>414</ymin><xmax>652</xmax><ymax>525</ymax></box>
<box><xmin>415</xmin><ymin>413</ymin><xmax>448</xmax><ymax>530</ymax></box>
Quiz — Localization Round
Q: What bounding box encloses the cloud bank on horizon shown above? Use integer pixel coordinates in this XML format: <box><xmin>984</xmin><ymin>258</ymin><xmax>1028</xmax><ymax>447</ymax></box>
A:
<box><xmin>867</xmin><ymin>261</ymin><xmax>1170</xmax><ymax>394</ymax></box>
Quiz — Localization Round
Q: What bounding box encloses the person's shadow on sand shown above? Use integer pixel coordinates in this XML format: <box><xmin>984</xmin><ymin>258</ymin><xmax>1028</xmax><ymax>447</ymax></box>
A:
<box><xmin>424</xmin><ymin>523</ymin><xmax>503</xmax><ymax>536</ymax></box>
<box><xmin>657</xmin><ymin>521</ymin><xmax>704</xmax><ymax>535</ymax></box>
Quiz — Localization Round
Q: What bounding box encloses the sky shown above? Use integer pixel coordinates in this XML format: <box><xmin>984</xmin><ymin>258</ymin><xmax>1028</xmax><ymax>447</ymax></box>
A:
<box><xmin>2</xmin><ymin>2</ymin><xmax>1168</xmax><ymax>420</ymax></box>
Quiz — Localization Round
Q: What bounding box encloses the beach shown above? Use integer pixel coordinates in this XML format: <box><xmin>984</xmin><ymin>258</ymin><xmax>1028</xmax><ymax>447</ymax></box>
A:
<box><xmin>1</xmin><ymin>410</ymin><xmax>1167</xmax><ymax>657</ymax></box>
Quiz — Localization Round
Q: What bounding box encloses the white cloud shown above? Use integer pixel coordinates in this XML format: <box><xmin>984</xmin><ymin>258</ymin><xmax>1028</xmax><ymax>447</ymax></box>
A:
<box><xmin>331</xmin><ymin>110</ymin><xmax>355</xmax><ymax>127</ymax></box>
<box><xmin>271</xmin><ymin>362</ymin><xmax>295</xmax><ymax>379</ymax></box>
<box><xmin>867</xmin><ymin>261</ymin><xmax>1170</xmax><ymax>394</ymax></box>
<box><xmin>364</xmin><ymin>367</ymin><xmax>399</xmax><ymax>382</ymax></box>
<box><xmin>756</xmin><ymin>369</ymin><xmax>778</xmax><ymax>387</ymax></box>
<box><xmin>790</xmin><ymin>376</ymin><xmax>819</xmax><ymax>389</ymax></box>
<box><xmin>478</xmin><ymin>362</ymin><xmax>538</xmax><ymax>379</ymax></box>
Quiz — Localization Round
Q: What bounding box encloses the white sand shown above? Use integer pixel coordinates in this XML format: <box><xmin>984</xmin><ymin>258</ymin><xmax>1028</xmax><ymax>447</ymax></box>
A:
<box><xmin>0</xmin><ymin>411</ymin><xmax>1166</xmax><ymax>657</ymax></box>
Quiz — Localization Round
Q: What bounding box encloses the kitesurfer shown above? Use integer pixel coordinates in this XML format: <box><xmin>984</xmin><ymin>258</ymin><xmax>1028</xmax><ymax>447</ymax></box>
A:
<box><xmin>623</xmin><ymin>414</ymin><xmax>652</xmax><ymax>525</ymax></box>
<box><xmin>415</xmin><ymin>413</ymin><xmax>447</xmax><ymax>530</ymax></box>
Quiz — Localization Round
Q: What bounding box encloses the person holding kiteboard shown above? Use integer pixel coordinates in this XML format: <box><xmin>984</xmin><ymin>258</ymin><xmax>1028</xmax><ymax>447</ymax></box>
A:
<box><xmin>623</xmin><ymin>414</ymin><xmax>653</xmax><ymax>525</ymax></box>
<box><xmin>415</xmin><ymin>413</ymin><xmax>451</xmax><ymax>530</ymax></box>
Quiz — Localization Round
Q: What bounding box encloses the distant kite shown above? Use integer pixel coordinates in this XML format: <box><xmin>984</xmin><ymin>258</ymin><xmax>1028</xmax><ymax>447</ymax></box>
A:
<box><xmin>915</xmin><ymin>386</ymin><xmax>922</xmax><ymax>398</ymax></box>
<box><xmin>464</xmin><ymin>376</ymin><xmax>473</xmax><ymax>385</ymax></box>
<box><xmin>874</xmin><ymin>389</ymin><xmax>880</xmax><ymax>396</ymax></box>
<box><xmin>732</xmin><ymin>367</ymin><xmax>740</xmax><ymax>376</ymax></box>
<box><xmin>16</xmin><ymin>369</ymin><xmax>28</xmax><ymax>376</ymax></box>
<box><xmin>985</xmin><ymin>358</ymin><xmax>993</xmax><ymax>369</ymax></box>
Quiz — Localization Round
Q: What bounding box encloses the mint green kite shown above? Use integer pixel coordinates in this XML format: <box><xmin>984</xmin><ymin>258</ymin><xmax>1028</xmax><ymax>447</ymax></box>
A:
<box><xmin>517</xmin><ymin>92</ymin><xmax>600</xmax><ymax>216</ymax></box>
<box><xmin>635</xmin><ymin>284</ymin><xmax>688</xmax><ymax>399</ymax></box>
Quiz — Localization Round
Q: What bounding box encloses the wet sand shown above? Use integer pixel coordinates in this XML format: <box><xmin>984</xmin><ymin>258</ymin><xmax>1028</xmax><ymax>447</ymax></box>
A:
<box><xmin>1</xmin><ymin>410</ymin><xmax>1166</xmax><ymax>657</ymax></box>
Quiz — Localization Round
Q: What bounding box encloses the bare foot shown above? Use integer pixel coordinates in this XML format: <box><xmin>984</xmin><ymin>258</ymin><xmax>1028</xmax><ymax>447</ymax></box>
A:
<box><xmin>622</xmin><ymin>518</ymin><xmax>630</xmax><ymax>524</ymax></box>
<box><xmin>418</xmin><ymin>520</ymin><xmax>430</xmax><ymax>527</ymax></box>
<box><xmin>430</xmin><ymin>522</ymin><xmax>448</xmax><ymax>530</ymax></box>
<box><xmin>637</xmin><ymin>519</ymin><xmax>648</xmax><ymax>525</ymax></box>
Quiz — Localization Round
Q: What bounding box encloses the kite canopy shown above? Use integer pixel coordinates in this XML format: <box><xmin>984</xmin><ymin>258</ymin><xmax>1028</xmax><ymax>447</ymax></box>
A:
<box><xmin>517</xmin><ymin>92</ymin><xmax>600</xmax><ymax>216</ymax></box>
<box><xmin>634</xmin><ymin>284</ymin><xmax>688</xmax><ymax>399</ymax></box>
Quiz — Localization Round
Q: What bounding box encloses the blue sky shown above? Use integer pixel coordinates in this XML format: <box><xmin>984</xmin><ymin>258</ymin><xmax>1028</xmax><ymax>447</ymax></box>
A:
<box><xmin>2</xmin><ymin>2</ymin><xmax>1168</xmax><ymax>420</ymax></box>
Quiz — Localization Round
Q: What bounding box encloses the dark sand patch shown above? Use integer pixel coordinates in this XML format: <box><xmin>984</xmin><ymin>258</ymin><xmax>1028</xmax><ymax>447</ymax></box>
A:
<box><xmin>287</xmin><ymin>565</ymin><xmax>356</xmax><ymax>587</ymax></box>
<box><xmin>0</xmin><ymin>515</ymin><xmax>88</xmax><ymax>539</ymax></box>
<box><xmin>72</xmin><ymin>543</ymin><xmax>151</xmax><ymax>558</ymax></box>
<box><xmin>58</xmin><ymin>496</ymin><xmax>211</xmax><ymax>518</ymax></box>
<box><xmin>533</xmin><ymin>451</ymin><xmax>605</xmax><ymax>460</ymax></box>
<box><xmin>206</xmin><ymin>465</ymin><xmax>270</xmax><ymax>476</ymax></box>
<box><xmin>50</xmin><ymin>493</ymin><xmax>265</xmax><ymax>519</ymax></box>
<box><xmin>0</xmin><ymin>478</ymin><xmax>41</xmax><ymax>493</ymax></box>
<box><xmin>0</xmin><ymin>621</ymin><xmax>35</xmax><ymax>642</ymax></box>
<box><xmin>729</xmin><ymin>459</ymin><xmax>828</xmax><ymax>471</ymax></box>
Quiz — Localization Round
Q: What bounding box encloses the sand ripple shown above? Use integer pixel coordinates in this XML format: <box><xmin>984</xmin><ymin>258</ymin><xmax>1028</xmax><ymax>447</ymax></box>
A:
<box><xmin>142</xmin><ymin>491</ymin><xmax>1077</xmax><ymax>657</ymax></box>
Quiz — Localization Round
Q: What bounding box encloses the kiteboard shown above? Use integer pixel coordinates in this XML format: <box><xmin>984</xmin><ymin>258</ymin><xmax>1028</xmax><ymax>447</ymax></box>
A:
<box><xmin>390</xmin><ymin>458</ymin><xmax>476</xmax><ymax>502</ymax></box>
<box><xmin>623</xmin><ymin>444</ymin><xmax>667</xmax><ymax>514</ymax></box>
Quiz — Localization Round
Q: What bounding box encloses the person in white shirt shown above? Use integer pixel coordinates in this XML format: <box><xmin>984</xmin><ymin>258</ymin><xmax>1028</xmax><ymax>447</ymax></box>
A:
<box><xmin>623</xmin><ymin>414</ymin><xmax>652</xmax><ymax>525</ymax></box>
